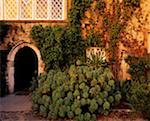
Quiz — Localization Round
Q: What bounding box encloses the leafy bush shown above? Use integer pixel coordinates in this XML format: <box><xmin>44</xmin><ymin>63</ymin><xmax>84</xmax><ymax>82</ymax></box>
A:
<box><xmin>127</xmin><ymin>81</ymin><xmax>150</xmax><ymax>119</ymax></box>
<box><xmin>85</xmin><ymin>32</ymin><xmax>104</xmax><ymax>47</ymax></box>
<box><xmin>31</xmin><ymin>24</ymin><xmax>86</xmax><ymax>70</ymax></box>
<box><xmin>126</xmin><ymin>54</ymin><xmax>150</xmax><ymax>120</ymax></box>
<box><xmin>125</xmin><ymin>54</ymin><xmax>150</xmax><ymax>83</ymax></box>
<box><xmin>32</xmin><ymin>64</ymin><xmax>121</xmax><ymax>121</ymax></box>
<box><xmin>61</xmin><ymin>27</ymin><xmax>86</xmax><ymax>66</ymax></box>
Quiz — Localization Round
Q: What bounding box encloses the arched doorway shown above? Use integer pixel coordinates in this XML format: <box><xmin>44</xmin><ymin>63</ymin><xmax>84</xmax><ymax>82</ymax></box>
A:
<box><xmin>14</xmin><ymin>46</ymin><xmax>38</xmax><ymax>92</ymax></box>
<box><xmin>7</xmin><ymin>42</ymin><xmax>44</xmax><ymax>93</ymax></box>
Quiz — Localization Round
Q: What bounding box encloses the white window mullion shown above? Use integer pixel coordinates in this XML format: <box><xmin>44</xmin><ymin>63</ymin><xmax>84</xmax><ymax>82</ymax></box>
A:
<box><xmin>34</xmin><ymin>0</ymin><xmax>37</xmax><ymax>20</ymax></box>
<box><xmin>62</xmin><ymin>0</ymin><xmax>66</xmax><ymax>20</ymax></box>
<box><xmin>19</xmin><ymin>0</ymin><xmax>22</xmax><ymax>20</ymax></box>
<box><xmin>47</xmin><ymin>0</ymin><xmax>49</xmax><ymax>20</ymax></box>
<box><xmin>32</xmin><ymin>0</ymin><xmax>36</xmax><ymax>20</ymax></box>
<box><xmin>48</xmin><ymin>0</ymin><xmax>52</xmax><ymax>20</ymax></box>
<box><xmin>3</xmin><ymin>0</ymin><xmax>6</xmax><ymax>20</ymax></box>
<box><xmin>62</xmin><ymin>0</ymin><xmax>64</xmax><ymax>20</ymax></box>
<box><xmin>17</xmin><ymin>0</ymin><xmax>20</xmax><ymax>20</ymax></box>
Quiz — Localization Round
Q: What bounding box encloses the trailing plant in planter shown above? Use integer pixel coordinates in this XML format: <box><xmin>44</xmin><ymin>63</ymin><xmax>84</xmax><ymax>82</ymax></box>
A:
<box><xmin>85</xmin><ymin>31</ymin><xmax>104</xmax><ymax>48</ymax></box>
<box><xmin>32</xmin><ymin>63</ymin><xmax>121</xmax><ymax>121</ymax></box>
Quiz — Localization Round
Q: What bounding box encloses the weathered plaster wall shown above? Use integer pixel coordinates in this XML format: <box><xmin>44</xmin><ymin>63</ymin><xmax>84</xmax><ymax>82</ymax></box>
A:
<box><xmin>0</xmin><ymin>22</ymin><xmax>68</xmax><ymax>50</ymax></box>
<box><xmin>119</xmin><ymin>0</ymin><xmax>150</xmax><ymax>80</ymax></box>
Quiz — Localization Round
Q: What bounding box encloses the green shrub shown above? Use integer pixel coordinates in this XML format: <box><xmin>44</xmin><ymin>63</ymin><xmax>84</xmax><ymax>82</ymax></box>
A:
<box><xmin>127</xmin><ymin>81</ymin><xmax>150</xmax><ymax>120</ymax></box>
<box><xmin>126</xmin><ymin>54</ymin><xmax>150</xmax><ymax>120</ymax></box>
<box><xmin>32</xmin><ymin>64</ymin><xmax>121</xmax><ymax>121</ymax></box>
<box><xmin>61</xmin><ymin>27</ymin><xmax>86</xmax><ymax>66</ymax></box>
<box><xmin>125</xmin><ymin>54</ymin><xmax>150</xmax><ymax>83</ymax></box>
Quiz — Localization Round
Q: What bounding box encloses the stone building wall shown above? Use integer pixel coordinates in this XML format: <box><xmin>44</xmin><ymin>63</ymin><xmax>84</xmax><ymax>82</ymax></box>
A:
<box><xmin>119</xmin><ymin>0</ymin><xmax>150</xmax><ymax>80</ymax></box>
<box><xmin>0</xmin><ymin>0</ymin><xmax>71</xmax><ymax>93</ymax></box>
<box><xmin>0</xmin><ymin>22</ymin><xmax>68</xmax><ymax>50</ymax></box>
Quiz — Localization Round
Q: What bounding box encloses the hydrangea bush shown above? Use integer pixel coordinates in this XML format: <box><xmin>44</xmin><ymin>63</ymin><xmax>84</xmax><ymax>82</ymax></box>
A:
<box><xmin>32</xmin><ymin>64</ymin><xmax>121</xmax><ymax>121</ymax></box>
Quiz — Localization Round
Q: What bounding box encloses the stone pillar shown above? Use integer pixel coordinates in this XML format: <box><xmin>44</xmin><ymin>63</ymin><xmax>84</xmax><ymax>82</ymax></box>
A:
<box><xmin>7</xmin><ymin>60</ymin><xmax>14</xmax><ymax>93</ymax></box>
<box><xmin>39</xmin><ymin>60</ymin><xmax>45</xmax><ymax>75</ymax></box>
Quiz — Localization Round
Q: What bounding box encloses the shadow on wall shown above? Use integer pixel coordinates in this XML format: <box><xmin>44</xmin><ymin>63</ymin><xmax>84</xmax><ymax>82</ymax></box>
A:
<box><xmin>0</xmin><ymin>50</ymin><xmax>9</xmax><ymax>96</ymax></box>
<box><xmin>0</xmin><ymin>22</ymin><xmax>9</xmax><ymax>43</ymax></box>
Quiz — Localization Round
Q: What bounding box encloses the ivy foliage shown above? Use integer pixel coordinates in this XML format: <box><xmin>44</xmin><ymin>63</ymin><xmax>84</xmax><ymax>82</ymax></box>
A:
<box><xmin>69</xmin><ymin>0</ymin><xmax>93</xmax><ymax>26</ymax></box>
<box><xmin>61</xmin><ymin>0</ymin><xmax>93</xmax><ymax>65</ymax></box>
<box><xmin>31</xmin><ymin>25</ymin><xmax>63</xmax><ymax>71</ymax></box>
<box><xmin>61</xmin><ymin>27</ymin><xmax>86</xmax><ymax>66</ymax></box>
<box><xmin>32</xmin><ymin>63</ymin><xmax>121</xmax><ymax>121</ymax></box>
<box><xmin>30</xmin><ymin>0</ymin><xmax>94</xmax><ymax>69</ymax></box>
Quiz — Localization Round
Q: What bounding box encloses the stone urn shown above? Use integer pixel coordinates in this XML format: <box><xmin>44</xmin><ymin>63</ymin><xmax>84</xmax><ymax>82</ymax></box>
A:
<box><xmin>86</xmin><ymin>47</ymin><xmax>106</xmax><ymax>61</ymax></box>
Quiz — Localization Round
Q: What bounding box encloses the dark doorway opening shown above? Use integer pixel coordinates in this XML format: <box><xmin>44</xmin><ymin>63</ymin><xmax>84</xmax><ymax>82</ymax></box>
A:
<box><xmin>14</xmin><ymin>46</ymin><xmax>38</xmax><ymax>93</ymax></box>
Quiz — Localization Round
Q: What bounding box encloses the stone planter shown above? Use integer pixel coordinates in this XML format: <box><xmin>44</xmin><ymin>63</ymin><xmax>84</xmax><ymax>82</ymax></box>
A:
<box><xmin>86</xmin><ymin>47</ymin><xmax>106</xmax><ymax>61</ymax></box>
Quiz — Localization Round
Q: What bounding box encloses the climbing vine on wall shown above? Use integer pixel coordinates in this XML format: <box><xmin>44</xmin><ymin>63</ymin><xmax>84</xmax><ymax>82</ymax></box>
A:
<box><xmin>80</xmin><ymin>0</ymin><xmax>141</xmax><ymax>79</ymax></box>
<box><xmin>31</xmin><ymin>0</ymin><xmax>141</xmax><ymax>78</ymax></box>
<box><xmin>31</xmin><ymin>0</ymin><xmax>93</xmax><ymax>70</ymax></box>
<box><xmin>31</xmin><ymin>25</ymin><xmax>63</xmax><ymax>71</ymax></box>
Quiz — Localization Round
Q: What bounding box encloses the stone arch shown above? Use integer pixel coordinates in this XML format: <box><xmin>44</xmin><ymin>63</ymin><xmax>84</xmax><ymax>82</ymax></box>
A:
<box><xmin>7</xmin><ymin>42</ymin><xmax>44</xmax><ymax>93</ymax></box>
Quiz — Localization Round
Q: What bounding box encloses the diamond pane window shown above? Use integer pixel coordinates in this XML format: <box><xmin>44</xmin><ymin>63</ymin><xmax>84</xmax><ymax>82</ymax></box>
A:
<box><xmin>20</xmin><ymin>0</ymin><xmax>33</xmax><ymax>19</ymax></box>
<box><xmin>51</xmin><ymin>0</ymin><xmax>63</xmax><ymax>20</ymax></box>
<box><xmin>36</xmin><ymin>0</ymin><xmax>48</xmax><ymax>19</ymax></box>
<box><xmin>4</xmin><ymin>0</ymin><xmax>18</xmax><ymax>20</ymax></box>
<box><xmin>0</xmin><ymin>0</ymin><xmax>66</xmax><ymax>20</ymax></box>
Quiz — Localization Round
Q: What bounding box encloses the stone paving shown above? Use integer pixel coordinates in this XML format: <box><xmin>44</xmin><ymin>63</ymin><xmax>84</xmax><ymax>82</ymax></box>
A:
<box><xmin>0</xmin><ymin>94</ymin><xmax>32</xmax><ymax>112</ymax></box>
<box><xmin>0</xmin><ymin>94</ymin><xmax>147</xmax><ymax>121</ymax></box>
<box><xmin>0</xmin><ymin>94</ymin><xmax>48</xmax><ymax>121</ymax></box>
